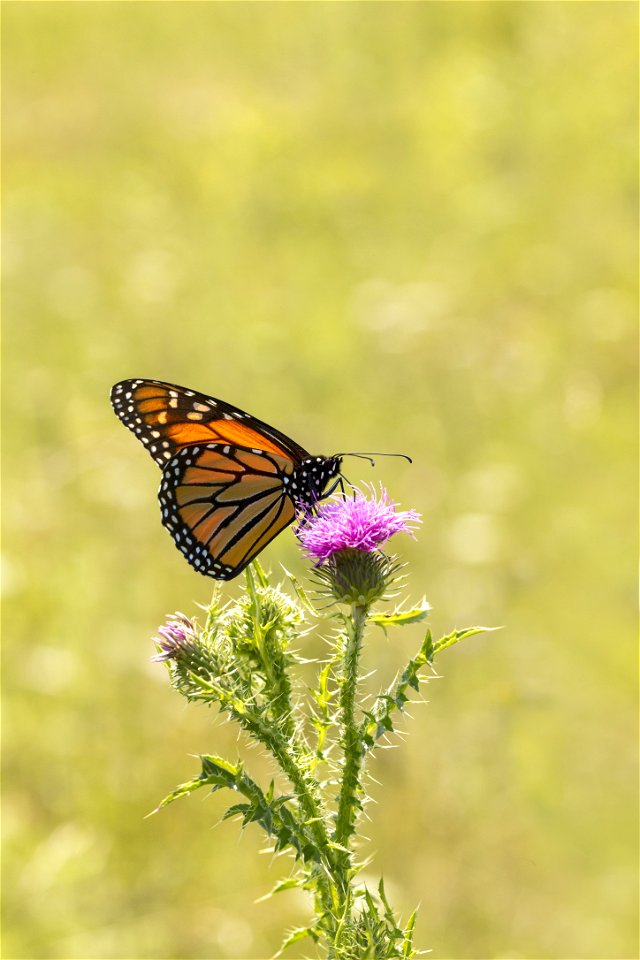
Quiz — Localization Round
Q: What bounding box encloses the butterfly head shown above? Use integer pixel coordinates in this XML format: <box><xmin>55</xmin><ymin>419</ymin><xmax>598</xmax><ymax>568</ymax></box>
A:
<box><xmin>285</xmin><ymin>455</ymin><xmax>343</xmax><ymax>508</ymax></box>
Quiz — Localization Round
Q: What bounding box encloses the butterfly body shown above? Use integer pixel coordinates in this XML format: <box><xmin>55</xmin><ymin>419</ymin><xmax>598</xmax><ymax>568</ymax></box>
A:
<box><xmin>111</xmin><ymin>379</ymin><xmax>342</xmax><ymax>579</ymax></box>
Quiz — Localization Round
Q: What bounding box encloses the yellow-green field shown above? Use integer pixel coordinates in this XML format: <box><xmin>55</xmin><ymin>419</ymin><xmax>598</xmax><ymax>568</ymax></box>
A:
<box><xmin>2</xmin><ymin>3</ymin><xmax>637</xmax><ymax>958</ymax></box>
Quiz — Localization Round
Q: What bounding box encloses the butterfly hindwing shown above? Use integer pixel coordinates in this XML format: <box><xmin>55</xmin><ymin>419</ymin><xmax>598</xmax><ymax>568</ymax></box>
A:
<box><xmin>159</xmin><ymin>444</ymin><xmax>297</xmax><ymax>579</ymax></box>
<box><xmin>111</xmin><ymin>378</ymin><xmax>343</xmax><ymax>578</ymax></box>
<box><xmin>111</xmin><ymin>378</ymin><xmax>310</xmax><ymax>468</ymax></box>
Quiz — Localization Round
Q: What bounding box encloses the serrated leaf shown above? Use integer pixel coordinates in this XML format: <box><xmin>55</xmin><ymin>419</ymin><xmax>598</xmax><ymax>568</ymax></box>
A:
<box><xmin>254</xmin><ymin>875</ymin><xmax>305</xmax><ymax>903</ymax></box>
<box><xmin>248</xmin><ymin>558</ymin><xmax>269</xmax><ymax>588</ymax></box>
<box><xmin>370</xmin><ymin>601</ymin><xmax>431</xmax><ymax>629</ymax></box>
<box><xmin>402</xmin><ymin>909</ymin><xmax>417</xmax><ymax>957</ymax></box>
<box><xmin>315</xmin><ymin>661</ymin><xmax>333</xmax><ymax>706</ymax></box>
<box><xmin>153</xmin><ymin>775</ymin><xmax>205</xmax><ymax>812</ymax></box>
<box><xmin>326</xmin><ymin>841</ymin><xmax>351</xmax><ymax>854</ymax></box>
<box><xmin>422</xmin><ymin>627</ymin><xmax>435</xmax><ymax>662</ymax></box>
<box><xmin>378</xmin><ymin>876</ymin><xmax>392</xmax><ymax>914</ymax></box>
<box><xmin>222</xmin><ymin>802</ymin><xmax>249</xmax><ymax>821</ymax></box>
<box><xmin>361</xmin><ymin>625</ymin><xmax>498</xmax><ymax>754</ymax></box>
<box><xmin>153</xmin><ymin>754</ymin><xmax>244</xmax><ymax>813</ymax></box>
<box><xmin>201</xmin><ymin>754</ymin><xmax>239</xmax><ymax>779</ymax></box>
<box><xmin>362</xmin><ymin>623</ymin><xmax>498</xmax><ymax>753</ymax></box>
<box><xmin>155</xmin><ymin>753</ymin><xmax>321</xmax><ymax>863</ymax></box>
<box><xmin>363</xmin><ymin>886</ymin><xmax>378</xmax><ymax>915</ymax></box>
<box><xmin>277</xmin><ymin>925</ymin><xmax>318</xmax><ymax>954</ymax></box>
<box><xmin>429</xmin><ymin>625</ymin><xmax>499</xmax><ymax>660</ymax></box>
<box><xmin>273</xmin><ymin>877</ymin><xmax>305</xmax><ymax>894</ymax></box>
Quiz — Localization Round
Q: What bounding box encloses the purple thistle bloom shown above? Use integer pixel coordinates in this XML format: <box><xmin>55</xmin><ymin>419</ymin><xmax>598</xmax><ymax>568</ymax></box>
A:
<box><xmin>297</xmin><ymin>485</ymin><xmax>421</xmax><ymax>563</ymax></box>
<box><xmin>152</xmin><ymin>613</ymin><xmax>197</xmax><ymax>662</ymax></box>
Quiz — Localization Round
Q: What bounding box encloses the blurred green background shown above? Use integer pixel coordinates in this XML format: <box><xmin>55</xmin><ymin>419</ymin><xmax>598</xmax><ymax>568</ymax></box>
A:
<box><xmin>2</xmin><ymin>3</ymin><xmax>637</xmax><ymax>959</ymax></box>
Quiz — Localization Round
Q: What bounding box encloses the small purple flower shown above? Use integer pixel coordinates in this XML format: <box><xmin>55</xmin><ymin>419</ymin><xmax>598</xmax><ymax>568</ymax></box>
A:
<box><xmin>152</xmin><ymin>613</ymin><xmax>198</xmax><ymax>662</ymax></box>
<box><xmin>297</xmin><ymin>485</ymin><xmax>421</xmax><ymax>563</ymax></box>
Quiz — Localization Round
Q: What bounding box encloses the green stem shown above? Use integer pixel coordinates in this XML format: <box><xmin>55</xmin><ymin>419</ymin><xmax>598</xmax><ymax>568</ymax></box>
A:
<box><xmin>261</xmin><ymin>727</ymin><xmax>339</xmax><ymax>917</ymax></box>
<box><xmin>333</xmin><ymin>602</ymin><xmax>368</xmax><ymax>879</ymax></box>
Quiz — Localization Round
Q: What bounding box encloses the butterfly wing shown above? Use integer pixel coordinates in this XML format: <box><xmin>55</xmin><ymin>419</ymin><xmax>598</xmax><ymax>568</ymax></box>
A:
<box><xmin>111</xmin><ymin>378</ymin><xmax>310</xmax><ymax>468</ymax></box>
<box><xmin>159</xmin><ymin>443</ymin><xmax>297</xmax><ymax>579</ymax></box>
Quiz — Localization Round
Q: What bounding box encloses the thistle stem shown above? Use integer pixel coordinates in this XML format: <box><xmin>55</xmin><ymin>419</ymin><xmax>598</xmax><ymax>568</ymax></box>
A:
<box><xmin>261</xmin><ymin>728</ymin><xmax>339</xmax><ymax>918</ymax></box>
<box><xmin>334</xmin><ymin>602</ymin><xmax>368</xmax><ymax>880</ymax></box>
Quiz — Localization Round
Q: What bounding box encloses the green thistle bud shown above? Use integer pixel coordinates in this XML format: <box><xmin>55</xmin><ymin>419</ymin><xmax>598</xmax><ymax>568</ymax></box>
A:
<box><xmin>313</xmin><ymin>548</ymin><xmax>398</xmax><ymax>606</ymax></box>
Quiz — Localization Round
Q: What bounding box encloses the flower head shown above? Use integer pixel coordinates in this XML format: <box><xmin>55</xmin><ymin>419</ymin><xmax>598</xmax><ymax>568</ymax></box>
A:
<box><xmin>296</xmin><ymin>486</ymin><xmax>421</xmax><ymax>606</ymax></box>
<box><xmin>297</xmin><ymin>485</ymin><xmax>421</xmax><ymax>564</ymax></box>
<box><xmin>152</xmin><ymin>613</ymin><xmax>198</xmax><ymax>662</ymax></box>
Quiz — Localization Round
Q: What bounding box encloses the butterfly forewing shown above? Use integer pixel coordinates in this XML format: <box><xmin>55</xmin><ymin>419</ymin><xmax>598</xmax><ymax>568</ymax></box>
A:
<box><xmin>110</xmin><ymin>379</ymin><xmax>310</xmax><ymax>467</ymax></box>
<box><xmin>159</xmin><ymin>444</ymin><xmax>297</xmax><ymax>579</ymax></box>
<box><xmin>111</xmin><ymin>379</ymin><xmax>343</xmax><ymax>579</ymax></box>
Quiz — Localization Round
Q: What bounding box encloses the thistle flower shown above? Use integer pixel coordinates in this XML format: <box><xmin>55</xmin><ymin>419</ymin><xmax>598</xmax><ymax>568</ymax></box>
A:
<box><xmin>151</xmin><ymin>613</ymin><xmax>198</xmax><ymax>662</ymax></box>
<box><xmin>297</xmin><ymin>486</ymin><xmax>421</xmax><ymax>606</ymax></box>
<box><xmin>297</xmin><ymin>485</ymin><xmax>421</xmax><ymax>563</ymax></box>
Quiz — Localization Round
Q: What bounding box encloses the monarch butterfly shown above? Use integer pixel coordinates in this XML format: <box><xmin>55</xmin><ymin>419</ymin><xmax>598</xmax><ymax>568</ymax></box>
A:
<box><xmin>110</xmin><ymin>379</ymin><xmax>344</xmax><ymax>580</ymax></box>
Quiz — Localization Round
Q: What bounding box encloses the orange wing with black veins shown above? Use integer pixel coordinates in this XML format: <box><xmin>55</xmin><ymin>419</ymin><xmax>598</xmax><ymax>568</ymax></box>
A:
<box><xmin>158</xmin><ymin>444</ymin><xmax>297</xmax><ymax>579</ymax></box>
<box><xmin>110</xmin><ymin>379</ymin><xmax>309</xmax><ymax>468</ymax></box>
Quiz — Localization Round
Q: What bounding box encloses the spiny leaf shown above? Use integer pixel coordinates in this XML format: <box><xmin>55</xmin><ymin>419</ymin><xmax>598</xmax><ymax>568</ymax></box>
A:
<box><xmin>248</xmin><ymin>557</ymin><xmax>269</xmax><ymax>589</ymax></box>
<box><xmin>152</xmin><ymin>775</ymin><xmax>207</xmax><ymax>812</ymax></box>
<box><xmin>370</xmin><ymin>600</ymin><xmax>431</xmax><ymax>630</ymax></box>
<box><xmin>154</xmin><ymin>754</ymin><xmax>241</xmax><ymax>811</ymax></box>
<box><xmin>254</xmin><ymin>875</ymin><xmax>306</xmax><ymax>903</ymax></box>
<box><xmin>273</xmin><ymin>876</ymin><xmax>305</xmax><ymax>893</ymax></box>
<box><xmin>244</xmin><ymin>563</ymin><xmax>261</xmax><ymax>616</ymax></box>
<box><xmin>200</xmin><ymin>754</ymin><xmax>239</xmax><ymax>780</ymax></box>
<box><xmin>276</xmin><ymin>925</ymin><xmax>319</xmax><ymax>955</ymax></box>
<box><xmin>315</xmin><ymin>660</ymin><xmax>334</xmax><ymax>708</ymax></box>
<box><xmin>221</xmin><ymin>802</ymin><xmax>250</xmax><ymax>822</ymax></box>
<box><xmin>155</xmin><ymin>754</ymin><xmax>321</xmax><ymax>863</ymax></box>
<box><xmin>363</xmin><ymin>886</ymin><xmax>379</xmax><ymax>917</ymax></box>
<box><xmin>326</xmin><ymin>840</ymin><xmax>351</xmax><ymax>854</ymax></box>
<box><xmin>401</xmin><ymin>910</ymin><xmax>418</xmax><ymax>957</ymax></box>
<box><xmin>378</xmin><ymin>877</ymin><xmax>395</xmax><ymax>920</ymax></box>
<box><xmin>428</xmin><ymin>625</ymin><xmax>499</xmax><ymax>661</ymax></box>
<box><xmin>310</xmin><ymin>657</ymin><xmax>339</xmax><ymax>766</ymax></box>
<box><xmin>361</xmin><ymin>624</ymin><xmax>497</xmax><ymax>752</ymax></box>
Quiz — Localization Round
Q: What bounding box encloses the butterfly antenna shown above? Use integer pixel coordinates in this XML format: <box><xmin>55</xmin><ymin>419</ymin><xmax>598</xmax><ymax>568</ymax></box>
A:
<box><xmin>338</xmin><ymin>452</ymin><xmax>413</xmax><ymax>467</ymax></box>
